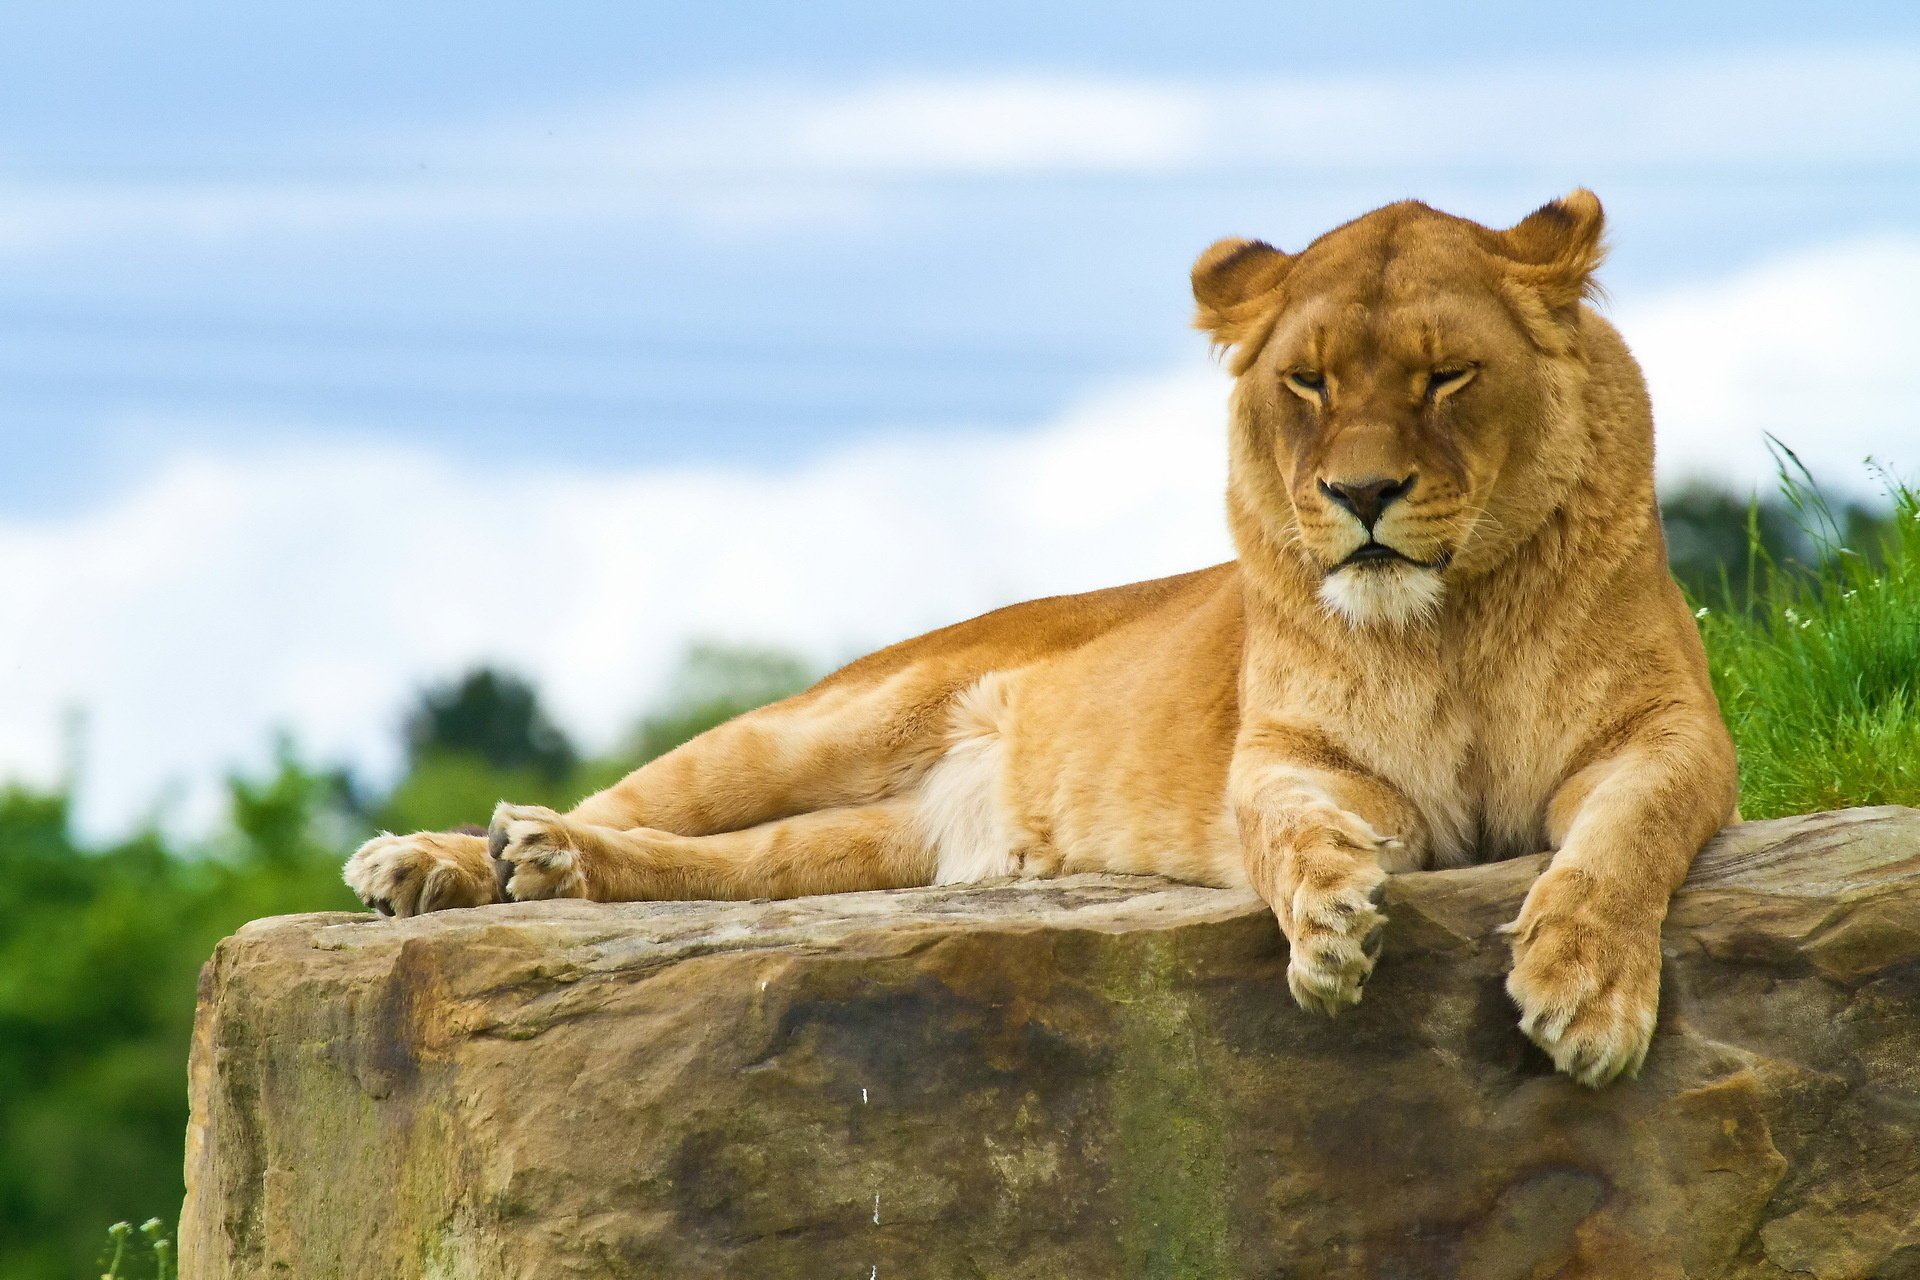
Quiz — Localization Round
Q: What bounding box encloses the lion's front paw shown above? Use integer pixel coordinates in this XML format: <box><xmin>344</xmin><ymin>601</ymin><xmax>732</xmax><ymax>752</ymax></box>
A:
<box><xmin>488</xmin><ymin>803</ymin><xmax>590</xmax><ymax>902</ymax></box>
<box><xmin>1504</xmin><ymin>867</ymin><xmax>1661</xmax><ymax>1088</ymax></box>
<box><xmin>1281</xmin><ymin>855</ymin><xmax>1389</xmax><ymax>1017</ymax></box>
<box><xmin>344</xmin><ymin>831</ymin><xmax>497</xmax><ymax>917</ymax></box>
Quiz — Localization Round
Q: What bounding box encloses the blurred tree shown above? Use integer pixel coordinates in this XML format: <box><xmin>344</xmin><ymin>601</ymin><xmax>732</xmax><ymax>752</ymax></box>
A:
<box><xmin>0</xmin><ymin>752</ymin><xmax>358</xmax><ymax>1280</ymax></box>
<box><xmin>404</xmin><ymin>668</ymin><xmax>577</xmax><ymax>779</ymax></box>
<box><xmin>226</xmin><ymin>737</ymin><xmax>360</xmax><ymax>867</ymax></box>
<box><xmin>1660</xmin><ymin>481</ymin><xmax>1894</xmax><ymax>603</ymax></box>
<box><xmin>378</xmin><ymin>754</ymin><xmax>577</xmax><ymax>835</ymax></box>
<box><xmin>1660</xmin><ymin>483</ymin><xmax>1807</xmax><ymax>602</ymax></box>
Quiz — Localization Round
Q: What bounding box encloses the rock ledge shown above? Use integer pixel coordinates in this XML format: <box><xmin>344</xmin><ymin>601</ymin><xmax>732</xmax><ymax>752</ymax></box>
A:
<box><xmin>181</xmin><ymin>807</ymin><xmax>1920</xmax><ymax>1279</ymax></box>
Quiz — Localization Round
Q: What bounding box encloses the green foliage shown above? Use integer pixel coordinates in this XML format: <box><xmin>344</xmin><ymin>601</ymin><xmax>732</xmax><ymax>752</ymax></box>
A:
<box><xmin>0</xmin><ymin>760</ymin><xmax>357</xmax><ymax>1280</ymax></box>
<box><xmin>0</xmin><ymin>646</ymin><xmax>811</xmax><ymax>1279</ymax></box>
<box><xmin>378</xmin><ymin>752</ymin><xmax>579</xmax><ymax>835</ymax></box>
<box><xmin>1696</xmin><ymin>463</ymin><xmax>1920</xmax><ymax>818</ymax></box>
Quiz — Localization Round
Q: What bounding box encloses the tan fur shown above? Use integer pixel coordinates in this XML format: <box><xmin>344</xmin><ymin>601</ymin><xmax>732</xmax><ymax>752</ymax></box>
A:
<box><xmin>346</xmin><ymin>190</ymin><xmax>1737</xmax><ymax>1087</ymax></box>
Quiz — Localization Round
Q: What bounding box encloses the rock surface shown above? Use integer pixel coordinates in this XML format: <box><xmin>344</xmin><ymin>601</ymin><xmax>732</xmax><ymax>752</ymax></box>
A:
<box><xmin>180</xmin><ymin>807</ymin><xmax>1920</xmax><ymax>1280</ymax></box>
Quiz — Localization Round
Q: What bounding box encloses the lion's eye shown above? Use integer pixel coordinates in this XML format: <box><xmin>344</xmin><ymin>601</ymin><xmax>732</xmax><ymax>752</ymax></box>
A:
<box><xmin>1425</xmin><ymin>365</ymin><xmax>1476</xmax><ymax>400</ymax></box>
<box><xmin>1285</xmin><ymin>369</ymin><xmax>1327</xmax><ymax>399</ymax></box>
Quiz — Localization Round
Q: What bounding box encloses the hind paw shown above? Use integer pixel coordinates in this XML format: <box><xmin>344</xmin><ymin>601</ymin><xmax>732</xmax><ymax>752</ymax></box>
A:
<box><xmin>344</xmin><ymin>830</ymin><xmax>496</xmax><ymax>917</ymax></box>
<box><xmin>488</xmin><ymin>803</ymin><xmax>591</xmax><ymax>902</ymax></box>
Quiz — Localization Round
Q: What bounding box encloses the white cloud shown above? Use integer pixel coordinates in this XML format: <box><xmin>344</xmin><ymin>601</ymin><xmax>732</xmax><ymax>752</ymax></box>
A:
<box><xmin>777</xmin><ymin>77</ymin><xmax>1208</xmax><ymax>173</ymax></box>
<box><xmin>1618</xmin><ymin>236</ymin><xmax>1920</xmax><ymax>492</ymax></box>
<box><xmin>0</xmin><ymin>370</ymin><xmax>1233</xmax><ymax>838</ymax></box>
<box><xmin>4</xmin><ymin>233</ymin><xmax>1916</xmax><ymax>838</ymax></box>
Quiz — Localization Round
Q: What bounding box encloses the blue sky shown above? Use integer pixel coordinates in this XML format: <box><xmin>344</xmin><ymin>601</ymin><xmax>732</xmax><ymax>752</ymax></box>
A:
<box><xmin>4</xmin><ymin>2</ymin><xmax>1920</xmax><ymax>831</ymax></box>
<box><xmin>6</xmin><ymin>2</ymin><xmax>1920</xmax><ymax>510</ymax></box>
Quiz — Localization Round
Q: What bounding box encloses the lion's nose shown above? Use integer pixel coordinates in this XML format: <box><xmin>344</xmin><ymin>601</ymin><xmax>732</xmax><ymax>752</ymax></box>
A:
<box><xmin>1319</xmin><ymin>474</ymin><xmax>1416</xmax><ymax>529</ymax></box>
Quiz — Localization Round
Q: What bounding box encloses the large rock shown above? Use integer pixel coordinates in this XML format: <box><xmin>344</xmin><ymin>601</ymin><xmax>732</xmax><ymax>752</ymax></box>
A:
<box><xmin>180</xmin><ymin>807</ymin><xmax>1920</xmax><ymax>1279</ymax></box>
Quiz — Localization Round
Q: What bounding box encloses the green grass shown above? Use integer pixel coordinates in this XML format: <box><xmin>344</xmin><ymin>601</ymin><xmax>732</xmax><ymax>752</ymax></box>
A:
<box><xmin>1696</xmin><ymin>459</ymin><xmax>1920</xmax><ymax>819</ymax></box>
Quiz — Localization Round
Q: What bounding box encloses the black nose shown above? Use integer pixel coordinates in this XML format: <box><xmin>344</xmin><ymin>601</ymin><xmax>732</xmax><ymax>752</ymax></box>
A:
<box><xmin>1319</xmin><ymin>474</ymin><xmax>1416</xmax><ymax>529</ymax></box>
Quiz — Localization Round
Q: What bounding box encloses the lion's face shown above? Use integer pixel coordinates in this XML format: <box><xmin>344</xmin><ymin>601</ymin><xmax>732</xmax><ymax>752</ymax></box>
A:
<box><xmin>1193</xmin><ymin>192</ymin><xmax>1607</xmax><ymax>627</ymax></box>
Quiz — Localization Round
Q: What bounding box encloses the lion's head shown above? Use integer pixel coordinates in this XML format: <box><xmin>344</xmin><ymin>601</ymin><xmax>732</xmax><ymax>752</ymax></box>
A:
<box><xmin>1194</xmin><ymin>191</ymin><xmax>1610</xmax><ymax>627</ymax></box>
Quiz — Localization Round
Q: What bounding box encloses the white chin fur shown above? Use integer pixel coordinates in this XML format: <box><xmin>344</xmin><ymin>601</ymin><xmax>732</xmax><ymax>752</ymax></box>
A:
<box><xmin>1318</xmin><ymin>561</ymin><xmax>1445</xmax><ymax>628</ymax></box>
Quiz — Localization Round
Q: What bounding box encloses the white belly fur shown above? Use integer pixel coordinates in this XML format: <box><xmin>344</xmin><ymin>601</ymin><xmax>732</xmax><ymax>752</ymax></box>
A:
<box><xmin>917</xmin><ymin>673</ymin><xmax>1023</xmax><ymax>884</ymax></box>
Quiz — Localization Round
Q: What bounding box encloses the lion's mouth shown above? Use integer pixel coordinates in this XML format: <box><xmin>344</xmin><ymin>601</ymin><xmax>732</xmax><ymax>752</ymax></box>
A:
<box><xmin>1334</xmin><ymin>542</ymin><xmax>1452</xmax><ymax>572</ymax></box>
<box><xmin>1351</xmin><ymin>545</ymin><xmax>1428</xmax><ymax>568</ymax></box>
<box><xmin>1340</xmin><ymin>542</ymin><xmax>1409</xmax><ymax>567</ymax></box>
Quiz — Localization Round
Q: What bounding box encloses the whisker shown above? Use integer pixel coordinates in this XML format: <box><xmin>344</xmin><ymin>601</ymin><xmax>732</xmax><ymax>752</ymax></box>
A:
<box><xmin>1456</xmin><ymin>499</ymin><xmax>1513</xmax><ymax>553</ymax></box>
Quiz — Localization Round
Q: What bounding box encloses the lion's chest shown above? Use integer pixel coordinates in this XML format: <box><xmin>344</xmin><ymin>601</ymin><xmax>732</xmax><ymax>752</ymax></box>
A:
<box><xmin>1333</xmin><ymin>657</ymin><xmax>1576</xmax><ymax>868</ymax></box>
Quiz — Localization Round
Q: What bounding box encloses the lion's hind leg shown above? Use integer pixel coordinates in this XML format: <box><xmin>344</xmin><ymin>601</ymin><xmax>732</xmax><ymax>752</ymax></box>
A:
<box><xmin>487</xmin><ymin>797</ymin><xmax>936</xmax><ymax>903</ymax></box>
<box><xmin>570</xmin><ymin>665</ymin><xmax>964</xmax><ymax>839</ymax></box>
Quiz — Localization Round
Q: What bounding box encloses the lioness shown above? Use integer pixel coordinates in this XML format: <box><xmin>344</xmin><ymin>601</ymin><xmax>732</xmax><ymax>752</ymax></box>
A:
<box><xmin>347</xmin><ymin>190</ymin><xmax>1737</xmax><ymax>1086</ymax></box>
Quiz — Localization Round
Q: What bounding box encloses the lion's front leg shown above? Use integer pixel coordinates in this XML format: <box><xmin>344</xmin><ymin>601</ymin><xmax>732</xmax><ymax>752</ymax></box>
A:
<box><xmin>1509</xmin><ymin>717</ymin><xmax>1737</xmax><ymax>1086</ymax></box>
<box><xmin>1503</xmin><ymin>864</ymin><xmax>1663</xmax><ymax>1086</ymax></box>
<box><xmin>1265</xmin><ymin>815</ymin><xmax>1393</xmax><ymax>1014</ymax></box>
<box><xmin>1232</xmin><ymin>728</ymin><xmax>1423</xmax><ymax>1015</ymax></box>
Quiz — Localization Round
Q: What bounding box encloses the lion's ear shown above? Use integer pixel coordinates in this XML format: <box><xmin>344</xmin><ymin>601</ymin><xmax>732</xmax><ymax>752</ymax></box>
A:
<box><xmin>1494</xmin><ymin>189</ymin><xmax>1607</xmax><ymax>311</ymax></box>
<box><xmin>1191</xmin><ymin>237</ymin><xmax>1293</xmax><ymax>368</ymax></box>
